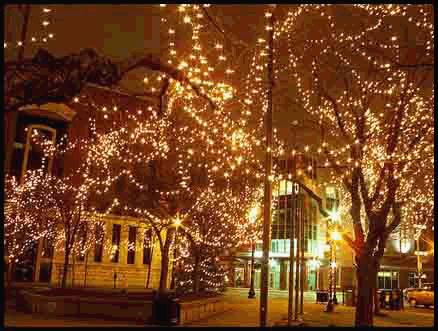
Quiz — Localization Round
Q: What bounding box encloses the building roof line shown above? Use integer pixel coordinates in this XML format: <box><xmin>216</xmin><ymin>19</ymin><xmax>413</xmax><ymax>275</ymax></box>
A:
<box><xmin>85</xmin><ymin>83</ymin><xmax>158</xmax><ymax>103</ymax></box>
<box><xmin>294</xmin><ymin>178</ymin><xmax>322</xmax><ymax>205</ymax></box>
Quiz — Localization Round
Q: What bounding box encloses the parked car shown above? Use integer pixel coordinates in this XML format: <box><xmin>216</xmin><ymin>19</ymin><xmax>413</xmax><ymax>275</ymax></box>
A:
<box><xmin>422</xmin><ymin>283</ymin><xmax>434</xmax><ymax>291</ymax></box>
<box><xmin>406</xmin><ymin>287</ymin><xmax>434</xmax><ymax>307</ymax></box>
<box><xmin>403</xmin><ymin>288</ymin><xmax>417</xmax><ymax>300</ymax></box>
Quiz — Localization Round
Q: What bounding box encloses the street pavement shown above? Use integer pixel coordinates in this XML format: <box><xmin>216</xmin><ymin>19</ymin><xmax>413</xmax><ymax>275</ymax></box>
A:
<box><xmin>185</xmin><ymin>288</ymin><xmax>434</xmax><ymax>327</ymax></box>
<box><xmin>4</xmin><ymin>286</ymin><xmax>434</xmax><ymax>327</ymax></box>
<box><xmin>226</xmin><ymin>287</ymin><xmax>321</xmax><ymax>301</ymax></box>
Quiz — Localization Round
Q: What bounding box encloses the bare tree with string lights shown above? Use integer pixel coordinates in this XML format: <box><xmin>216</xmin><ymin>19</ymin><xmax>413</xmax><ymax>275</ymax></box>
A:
<box><xmin>4</xmin><ymin>127</ymin><xmax>120</xmax><ymax>288</ymax></box>
<box><xmin>269</xmin><ymin>4</ymin><xmax>433</xmax><ymax>327</ymax></box>
<box><xmin>173</xmin><ymin>186</ymin><xmax>260</xmax><ymax>295</ymax></box>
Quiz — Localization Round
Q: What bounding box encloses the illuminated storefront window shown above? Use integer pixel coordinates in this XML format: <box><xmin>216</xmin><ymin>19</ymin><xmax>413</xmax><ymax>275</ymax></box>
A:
<box><xmin>378</xmin><ymin>271</ymin><xmax>399</xmax><ymax>289</ymax></box>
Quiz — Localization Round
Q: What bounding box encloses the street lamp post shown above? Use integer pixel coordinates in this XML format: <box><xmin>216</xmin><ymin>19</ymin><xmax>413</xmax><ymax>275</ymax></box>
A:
<box><xmin>171</xmin><ymin>213</ymin><xmax>182</xmax><ymax>290</ymax></box>
<box><xmin>333</xmin><ymin>236</ymin><xmax>338</xmax><ymax>304</ymax></box>
<box><xmin>416</xmin><ymin>237</ymin><xmax>422</xmax><ymax>289</ymax></box>
<box><xmin>260</xmin><ymin>7</ymin><xmax>275</xmax><ymax>327</ymax></box>
<box><xmin>325</xmin><ymin>239</ymin><xmax>334</xmax><ymax>312</ymax></box>
<box><xmin>248</xmin><ymin>240</ymin><xmax>256</xmax><ymax>298</ymax></box>
<box><xmin>248</xmin><ymin>206</ymin><xmax>259</xmax><ymax>299</ymax></box>
<box><xmin>325</xmin><ymin>211</ymin><xmax>340</xmax><ymax>313</ymax></box>
<box><xmin>171</xmin><ymin>232</ymin><xmax>178</xmax><ymax>290</ymax></box>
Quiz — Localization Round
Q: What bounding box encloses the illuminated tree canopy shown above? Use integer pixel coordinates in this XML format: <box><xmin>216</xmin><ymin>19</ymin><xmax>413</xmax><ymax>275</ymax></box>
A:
<box><xmin>4</xmin><ymin>5</ymin><xmax>433</xmax><ymax>315</ymax></box>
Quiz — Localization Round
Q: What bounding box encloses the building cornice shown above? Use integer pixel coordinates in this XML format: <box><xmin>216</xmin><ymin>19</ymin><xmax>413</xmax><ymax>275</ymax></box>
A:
<box><xmin>19</xmin><ymin>102</ymin><xmax>76</xmax><ymax>122</ymax></box>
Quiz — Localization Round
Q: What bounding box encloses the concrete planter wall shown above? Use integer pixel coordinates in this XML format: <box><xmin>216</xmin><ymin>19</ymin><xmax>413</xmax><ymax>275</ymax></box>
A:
<box><xmin>24</xmin><ymin>291</ymin><xmax>80</xmax><ymax>316</ymax></box>
<box><xmin>180</xmin><ymin>297</ymin><xmax>226</xmax><ymax>325</ymax></box>
<box><xmin>23</xmin><ymin>289</ymin><xmax>226</xmax><ymax>325</ymax></box>
<box><xmin>23</xmin><ymin>290</ymin><xmax>154</xmax><ymax>321</ymax></box>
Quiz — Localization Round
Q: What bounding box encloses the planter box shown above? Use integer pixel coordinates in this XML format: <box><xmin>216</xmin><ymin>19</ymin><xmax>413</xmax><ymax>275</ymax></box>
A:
<box><xmin>24</xmin><ymin>291</ymin><xmax>80</xmax><ymax>316</ymax></box>
<box><xmin>23</xmin><ymin>288</ymin><xmax>225</xmax><ymax>325</ymax></box>
<box><xmin>179</xmin><ymin>297</ymin><xmax>225</xmax><ymax>325</ymax></box>
<box><xmin>23</xmin><ymin>289</ymin><xmax>154</xmax><ymax>321</ymax></box>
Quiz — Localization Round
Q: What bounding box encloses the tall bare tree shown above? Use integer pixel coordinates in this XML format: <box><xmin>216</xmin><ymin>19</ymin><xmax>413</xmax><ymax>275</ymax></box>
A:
<box><xmin>273</xmin><ymin>5</ymin><xmax>433</xmax><ymax>326</ymax></box>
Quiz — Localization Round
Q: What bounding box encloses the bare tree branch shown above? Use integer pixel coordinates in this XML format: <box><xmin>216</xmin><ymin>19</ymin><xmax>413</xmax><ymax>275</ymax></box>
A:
<box><xmin>5</xmin><ymin>48</ymin><xmax>218</xmax><ymax>113</ymax></box>
<box><xmin>351</xmin><ymin>167</ymin><xmax>365</xmax><ymax>245</ymax></box>
<box><xmin>370</xmin><ymin>164</ymin><xmax>387</xmax><ymax>204</ymax></box>
<box><xmin>201</xmin><ymin>7</ymin><xmax>249</xmax><ymax>49</ymax></box>
<box><xmin>342</xmin><ymin>233</ymin><xmax>360</xmax><ymax>256</ymax></box>
<box><xmin>319</xmin><ymin>84</ymin><xmax>352</xmax><ymax>144</ymax></box>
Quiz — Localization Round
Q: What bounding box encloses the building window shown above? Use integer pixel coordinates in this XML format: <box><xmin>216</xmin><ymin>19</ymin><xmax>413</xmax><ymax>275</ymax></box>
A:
<box><xmin>14</xmin><ymin>124</ymin><xmax>57</xmax><ymax>180</ymax></box>
<box><xmin>378</xmin><ymin>271</ymin><xmax>399</xmax><ymax>289</ymax></box>
<box><xmin>272</xmin><ymin>191</ymin><xmax>304</xmax><ymax>242</ymax></box>
<box><xmin>391</xmin><ymin>271</ymin><xmax>399</xmax><ymax>289</ymax></box>
<box><xmin>111</xmin><ymin>224</ymin><xmax>121</xmax><ymax>263</ymax></box>
<box><xmin>271</xmin><ymin>240</ymin><xmax>279</xmax><ymax>253</ymax></box>
<box><xmin>127</xmin><ymin>226</ymin><xmax>137</xmax><ymax>264</ymax></box>
<box><xmin>41</xmin><ymin>237</ymin><xmax>54</xmax><ymax>258</ymax></box>
<box><xmin>10</xmin><ymin>113</ymin><xmax>67</xmax><ymax>181</ymax></box>
<box><xmin>326</xmin><ymin>186</ymin><xmax>338</xmax><ymax>211</ymax></box>
<box><xmin>77</xmin><ymin>222</ymin><xmax>88</xmax><ymax>261</ymax></box>
<box><xmin>271</xmin><ymin>210</ymin><xmax>280</xmax><ymax>240</ymax></box>
<box><xmin>409</xmin><ymin>272</ymin><xmax>416</xmax><ymax>288</ymax></box>
<box><xmin>256</xmin><ymin>241</ymin><xmax>262</xmax><ymax>251</ymax></box>
<box><xmin>94</xmin><ymin>223</ymin><xmax>104</xmax><ymax>263</ymax></box>
<box><xmin>39</xmin><ymin>262</ymin><xmax>52</xmax><ymax>282</ymax></box>
<box><xmin>143</xmin><ymin>229</ymin><xmax>153</xmax><ymax>265</ymax></box>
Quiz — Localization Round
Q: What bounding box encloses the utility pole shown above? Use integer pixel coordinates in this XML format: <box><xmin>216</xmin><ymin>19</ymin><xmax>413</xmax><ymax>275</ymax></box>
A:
<box><xmin>294</xmin><ymin>193</ymin><xmax>300</xmax><ymax>321</ymax></box>
<box><xmin>259</xmin><ymin>6</ymin><xmax>275</xmax><ymax>327</ymax></box>
<box><xmin>300</xmin><ymin>198</ymin><xmax>305</xmax><ymax>316</ymax></box>
<box><xmin>416</xmin><ymin>237</ymin><xmax>422</xmax><ymax>288</ymax></box>
<box><xmin>248</xmin><ymin>240</ymin><xmax>256</xmax><ymax>298</ymax></box>
<box><xmin>287</xmin><ymin>184</ymin><xmax>295</xmax><ymax>325</ymax></box>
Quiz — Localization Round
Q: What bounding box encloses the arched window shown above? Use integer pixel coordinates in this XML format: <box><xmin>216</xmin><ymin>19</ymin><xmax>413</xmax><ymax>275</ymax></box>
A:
<box><xmin>10</xmin><ymin>110</ymin><xmax>70</xmax><ymax>181</ymax></box>
<box><xmin>21</xmin><ymin>124</ymin><xmax>57</xmax><ymax>180</ymax></box>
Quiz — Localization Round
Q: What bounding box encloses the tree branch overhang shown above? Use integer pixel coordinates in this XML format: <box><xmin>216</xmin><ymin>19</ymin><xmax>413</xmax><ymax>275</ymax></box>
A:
<box><xmin>5</xmin><ymin>48</ymin><xmax>218</xmax><ymax>113</ymax></box>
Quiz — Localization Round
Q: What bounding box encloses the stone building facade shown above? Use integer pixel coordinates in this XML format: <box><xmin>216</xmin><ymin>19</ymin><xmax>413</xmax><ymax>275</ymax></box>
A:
<box><xmin>4</xmin><ymin>87</ymin><xmax>173</xmax><ymax>289</ymax></box>
<box><xmin>49</xmin><ymin>215</ymin><xmax>171</xmax><ymax>289</ymax></box>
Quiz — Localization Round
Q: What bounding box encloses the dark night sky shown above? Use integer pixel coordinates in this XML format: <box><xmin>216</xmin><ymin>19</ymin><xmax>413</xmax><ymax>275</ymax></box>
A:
<box><xmin>4</xmin><ymin>5</ymin><xmax>269</xmax><ymax>63</ymax></box>
<box><xmin>7</xmin><ymin>5</ymin><xmax>429</xmax><ymax>158</ymax></box>
<box><xmin>4</xmin><ymin>4</ymin><xmax>319</xmax><ymax>144</ymax></box>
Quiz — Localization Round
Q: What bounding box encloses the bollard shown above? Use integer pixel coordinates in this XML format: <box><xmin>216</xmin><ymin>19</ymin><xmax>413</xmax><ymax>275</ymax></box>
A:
<box><xmin>393</xmin><ymin>289</ymin><xmax>401</xmax><ymax>310</ymax></box>
<box><xmin>400</xmin><ymin>289</ymin><xmax>404</xmax><ymax>310</ymax></box>
<box><xmin>379</xmin><ymin>290</ymin><xmax>385</xmax><ymax>309</ymax></box>
<box><xmin>389</xmin><ymin>289</ymin><xmax>395</xmax><ymax>310</ymax></box>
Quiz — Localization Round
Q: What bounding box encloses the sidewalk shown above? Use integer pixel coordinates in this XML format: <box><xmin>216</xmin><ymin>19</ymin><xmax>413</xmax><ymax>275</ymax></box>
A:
<box><xmin>4</xmin><ymin>286</ymin><xmax>434</xmax><ymax>327</ymax></box>
<box><xmin>185</xmin><ymin>295</ymin><xmax>435</xmax><ymax>327</ymax></box>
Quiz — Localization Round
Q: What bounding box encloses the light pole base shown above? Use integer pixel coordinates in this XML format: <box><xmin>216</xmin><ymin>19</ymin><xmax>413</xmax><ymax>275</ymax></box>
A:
<box><xmin>248</xmin><ymin>289</ymin><xmax>256</xmax><ymax>299</ymax></box>
<box><xmin>324</xmin><ymin>300</ymin><xmax>334</xmax><ymax>312</ymax></box>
